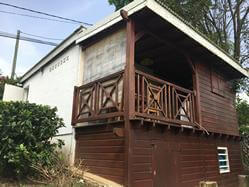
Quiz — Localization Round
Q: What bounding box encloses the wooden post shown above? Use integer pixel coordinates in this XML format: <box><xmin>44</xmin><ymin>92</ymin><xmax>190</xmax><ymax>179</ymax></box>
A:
<box><xmin>124</xmin><ymin>16</ymin><xmax>135</xmax><ymax>186</ymax></box>
<box><xmin>193</xmin><ymin>63</ymin><xmax>202</xmax><ymax>125</ymax></box>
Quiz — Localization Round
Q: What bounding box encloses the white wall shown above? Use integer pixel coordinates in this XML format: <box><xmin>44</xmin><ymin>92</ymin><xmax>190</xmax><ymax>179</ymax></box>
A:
<box><xmin>23</xmin><ymin>45</ymin><xmax>82</xmax><ymax>162</ymax></box>
<box><xmin>3</xmin><ymin>84</ymin><xmax>25</xmax><ymax>102</ymax></box>
<box><xmin>23</xmin><ymin>45</ymin><xmax>80</xmax><ymax>134</ymax></box>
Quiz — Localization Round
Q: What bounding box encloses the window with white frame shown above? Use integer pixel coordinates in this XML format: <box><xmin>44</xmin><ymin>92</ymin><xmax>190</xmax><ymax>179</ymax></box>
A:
<box><xmin>217</xmin><ymin>147</ymin><xmax>230</xmax><ymax>173</ymax></box>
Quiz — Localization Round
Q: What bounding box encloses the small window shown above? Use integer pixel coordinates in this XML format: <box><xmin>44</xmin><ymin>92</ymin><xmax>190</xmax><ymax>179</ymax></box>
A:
<box><xmin>23</xmin><ymin>86</ymin><xmax>29</xmax><ymax>101</ymax></box>
<box><xmin>217</xmin><ymin>147</ymin><xmax>230</xmax><ymax>173</ymax></box>
<box><xmin>211</xmin><ymin>70</ymin><xmax>225</xmax><ymax>96</ymax></box>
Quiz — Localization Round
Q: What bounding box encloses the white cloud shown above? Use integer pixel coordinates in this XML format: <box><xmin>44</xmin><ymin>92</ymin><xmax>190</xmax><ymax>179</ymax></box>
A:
<box><xmin>0</xmin><ymin>57</ymin><xmax>11</xmax><ymax>76</ymax></box>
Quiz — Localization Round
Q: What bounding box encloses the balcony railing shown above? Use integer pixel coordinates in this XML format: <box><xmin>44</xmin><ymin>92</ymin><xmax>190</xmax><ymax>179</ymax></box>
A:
<box><xmin>72</xmin><ymin>70</ymin><xmax>197</xmax><ymax>126</ymax></box>
<box><xmin>72</xmin><ymin>71</ymin><xmax>124</xmax><ymax>124</ymax></box>
<box><xmin>135</xmin><ymin>70</ymin><xmax>196</xmax><ymax>126</ymax></box>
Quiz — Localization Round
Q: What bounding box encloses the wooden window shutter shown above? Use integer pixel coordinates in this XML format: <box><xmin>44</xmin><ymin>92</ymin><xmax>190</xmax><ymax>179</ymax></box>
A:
<box><xmin>211</xmin><ymin>72</ymin><xmax>219</xmax><ymax>93</ymax></box>
<box><xmin>211</xmin><ymin>69</ymin><xmax>225</xmax><ymax>96</ymax></box>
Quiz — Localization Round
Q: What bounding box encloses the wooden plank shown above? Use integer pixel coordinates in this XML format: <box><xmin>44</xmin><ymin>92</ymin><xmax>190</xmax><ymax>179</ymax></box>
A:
<box><xmin>85</xmin><ymin>159</ymin><xmax>124</xmax><ymax>168</ymax></box>
<box><xmin>194</xmin><ymin>63</ymin><xmax>202</xmax><ymax>125</ymax></box>
<box><xmin>78</xmin><ymin>139</ymin><xmax>124</xmax><ymax>146</ymax></box>
<box><xmin>75</xmin><ymin>112</ymin><xmax>124</xmax><ymax>123</ymax></box>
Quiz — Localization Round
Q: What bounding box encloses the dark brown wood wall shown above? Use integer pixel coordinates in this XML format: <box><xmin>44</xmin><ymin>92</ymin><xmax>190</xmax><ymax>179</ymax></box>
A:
<box><xmin>75</xmin><ymin>124</ymin><xmax>125</xmax><ymax>185</ymax></box>
<box><xmin>197</xmin><ymin>62</ymin><xmax>239</xmax><ymax>136</ymax></box>
<box><xmin>131</xmin><ymin>124</ymin><xmax>242</xmax><ymax>187</ymax></box>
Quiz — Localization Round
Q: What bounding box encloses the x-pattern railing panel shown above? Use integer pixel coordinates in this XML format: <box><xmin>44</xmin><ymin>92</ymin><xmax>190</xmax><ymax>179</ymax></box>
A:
<box><xmin>73</xmin><ymin>71</ymin><xmax>124</xmax><ymax>123</ymax></box>
<box><xmin>135</xmin><ymin>70</ymin><xmax>196</xmax><ymax>125</ymax></box>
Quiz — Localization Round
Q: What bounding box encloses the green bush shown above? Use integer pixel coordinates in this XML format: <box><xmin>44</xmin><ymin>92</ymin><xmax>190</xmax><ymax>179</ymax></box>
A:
<box><xmin>0</xmin><ymin>101</ymin><xmax>64</xmax><ymax>178</ymax></box>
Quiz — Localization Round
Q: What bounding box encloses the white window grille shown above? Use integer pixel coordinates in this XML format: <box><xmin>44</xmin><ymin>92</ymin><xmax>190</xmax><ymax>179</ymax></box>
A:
<box><xmin>217</xmin><ymin>147</ymin><xmax>230</xmax><ymax>173</ymax></box>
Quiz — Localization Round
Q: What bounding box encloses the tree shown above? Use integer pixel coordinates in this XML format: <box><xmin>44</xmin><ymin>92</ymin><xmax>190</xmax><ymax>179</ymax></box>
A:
<box><xmin>236</xmin><ymin>98</ymin><xmax>249</xmax><ymax>171</ymax></box>
<box><xmin>108</xmin><ymin>0</ymin><xmax>133</xmax><ymax>10</ymax></box>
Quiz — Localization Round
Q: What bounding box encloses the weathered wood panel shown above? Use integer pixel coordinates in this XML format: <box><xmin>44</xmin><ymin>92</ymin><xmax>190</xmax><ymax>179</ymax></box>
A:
<box><xmin>131</xmin><ymin>124</ymin><xmax>242</xmax><ymax>187</ymax></box>
<box><xmin>197</xmin><ymin>62</ymin><xmax>239</xmax><ymax>136</ymax></box>
<box><xmin>75</xmin><ymin>124</ymin><xmax>125</xmax><ymax>185</ymax></box>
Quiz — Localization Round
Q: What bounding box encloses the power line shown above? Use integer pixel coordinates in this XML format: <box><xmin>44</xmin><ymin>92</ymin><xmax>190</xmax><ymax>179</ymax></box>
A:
<box><xmin>0</xmin><ymin>10</ymin><xmax>80</xmax><ymax>25</ymax></box>
<box><xmin>0</xmin><ymin>2</ymin><xmax>92</xmax><ymax>26</ymax></box>
<box><xmin>20</xmin><ymin>31</ymin><xmax>63</xmax><ymax>41</ymax></box>
<box><xmin>0</xmin><ymin>31</ymin><xmax>58</xmax><ymax>46</ymax></box>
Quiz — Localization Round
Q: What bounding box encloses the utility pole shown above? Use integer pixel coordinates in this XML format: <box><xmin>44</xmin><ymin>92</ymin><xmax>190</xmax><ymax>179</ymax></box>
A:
<box><xmin>11</xmin><ymin>30</ymin><xmax>20</xmax><ymax>79</ymax></box>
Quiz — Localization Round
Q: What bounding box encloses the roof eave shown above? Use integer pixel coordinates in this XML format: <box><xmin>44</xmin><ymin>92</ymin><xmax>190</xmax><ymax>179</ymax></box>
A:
<box><xmin>76</xmin><ymin>0</ymin><xmax>147</xmax><ymax>44</ymax></box>
<box><xmin>20</xmin><ymin>26</ymin><xmax>84</xmax><ymax>83</ymax></box>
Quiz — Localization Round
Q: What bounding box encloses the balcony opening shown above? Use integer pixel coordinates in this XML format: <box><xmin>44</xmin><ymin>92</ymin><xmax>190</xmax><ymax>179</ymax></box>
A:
<box><xmin>135</xmin><ymin>31</ymin><xmax>193</xmax><ymax>91</ymax></box>
<box><xmin>134</xmin><ymin>29</ymin><xmax>196</xmax><ymax>125</ymax></box>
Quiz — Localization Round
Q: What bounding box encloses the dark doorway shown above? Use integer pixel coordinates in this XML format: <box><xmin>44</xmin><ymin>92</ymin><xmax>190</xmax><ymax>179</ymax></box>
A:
<box><xmin>152</xmin><ymin>141</ymin><xmax>179</xmax><ymax>187</ymax></box>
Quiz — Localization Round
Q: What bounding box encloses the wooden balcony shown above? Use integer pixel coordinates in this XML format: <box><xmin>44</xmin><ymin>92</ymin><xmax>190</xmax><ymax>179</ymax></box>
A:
<box><xmin>72</xmin><ymin>70</ymin><xmax>197</xmax><ymax>126</ymax></box>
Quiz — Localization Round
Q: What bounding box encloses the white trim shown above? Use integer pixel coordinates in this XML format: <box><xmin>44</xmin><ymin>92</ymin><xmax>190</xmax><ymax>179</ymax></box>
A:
<box><xmin>76</xmin><ymin>0</ymin><xmax>147</xmax><ymax>44</ymax></box>
<box><xmin>146</xmin><ymin>0</ymin><xmax>248</xmax><ymax>77</ymax></box>
<box><xmin>21</xmin><ymin>27</ymin><xmax>84</xmax><ymax>83</ymax></box>
<box><xmin>217</xmin><ymin>147</ymin><xmax>230</xmax><ymax>174</ymax></box>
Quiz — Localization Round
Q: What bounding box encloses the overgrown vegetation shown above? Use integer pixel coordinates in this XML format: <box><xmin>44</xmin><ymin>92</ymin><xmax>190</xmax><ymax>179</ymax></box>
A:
<box><xmin>0</xmin><ymin>101</ymin><xmax>64</xmax><ymax>178</ymax></box>
<box><xmin>30</xmin><ymin>155</ymin><xmax>87</xmax><ymax>186</ymax></box>
<box><xmin>236</xmin><ymin>98</ymin><xmax>249</xmax><ymax>171</ymax></box>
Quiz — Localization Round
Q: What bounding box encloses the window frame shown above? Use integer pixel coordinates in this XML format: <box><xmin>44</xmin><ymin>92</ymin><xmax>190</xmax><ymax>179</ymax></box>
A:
<box><xmin>211</xmin><ymin>69</ymin><xmax>225</xmax><ymax>97</ymax></box>
<box><xmin>217</xmin><ymin>146</ymin><xmax>230</xmax><ymax>174</ymax></box>
<box><xmin>23</xmin><ymin>86</ymin><xmax>29</xmax><ymax>102</ymax></box>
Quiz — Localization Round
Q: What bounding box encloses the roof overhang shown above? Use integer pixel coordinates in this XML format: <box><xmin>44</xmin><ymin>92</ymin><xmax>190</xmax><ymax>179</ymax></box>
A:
<box><xmin>76</xmin><ymin>0</ymin><xmax>248</xmax><ymax>78</ymax></box>
<box><xmin>21</xmin><ymin>26</ymin><xmax>84</xmax><ymax>83</ymax></box>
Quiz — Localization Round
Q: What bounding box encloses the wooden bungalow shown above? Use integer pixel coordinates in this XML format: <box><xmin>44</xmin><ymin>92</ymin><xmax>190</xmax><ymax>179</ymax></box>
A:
<box><xmin>72</xmin><ymin>0</ymin><xmax>248</xmax><ymax>186</ymax></box>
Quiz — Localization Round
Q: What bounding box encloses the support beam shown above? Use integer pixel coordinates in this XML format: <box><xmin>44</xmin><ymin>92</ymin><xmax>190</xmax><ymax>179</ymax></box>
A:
<box><xmin>124</xmin><ymin>18</ymin><xmax>135</xmax><ymax>186</ymax></box>
<box><xmin>193</xmin><ymin>63</ymin><xmax>202</xmax><ymax>126</ymax></box>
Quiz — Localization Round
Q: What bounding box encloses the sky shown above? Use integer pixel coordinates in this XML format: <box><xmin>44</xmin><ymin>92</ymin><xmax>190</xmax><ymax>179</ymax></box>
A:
<box><xmin>0</xmin><ymin>0</ymin><xmax>115</xmax><ymax>76</ymax></box>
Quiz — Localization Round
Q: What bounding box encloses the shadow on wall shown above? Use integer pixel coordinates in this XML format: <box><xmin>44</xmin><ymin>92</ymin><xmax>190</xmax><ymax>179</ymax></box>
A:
<box><xmin>52</xmin><ymin>133</ymin><xmax>75</xmax><ymax>165</ymax></box>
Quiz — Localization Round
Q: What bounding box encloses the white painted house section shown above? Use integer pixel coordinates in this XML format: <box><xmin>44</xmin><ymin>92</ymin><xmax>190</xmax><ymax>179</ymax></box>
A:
<box><xmin>3</xmin><ymin>84</ymin><xmax>25</xmax><ymax>102</ymax></box>
<box><xmin>22</xmin><ymin>45</ymin><xmax>83</xmax><ymax>161</ymax></box>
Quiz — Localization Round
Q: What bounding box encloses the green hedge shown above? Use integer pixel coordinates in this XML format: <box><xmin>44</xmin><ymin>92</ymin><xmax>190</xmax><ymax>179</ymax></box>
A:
<box><xmin>0</xmin><ymin>101</ymin><xmax>64</xmax><ymax>178</ymax></box>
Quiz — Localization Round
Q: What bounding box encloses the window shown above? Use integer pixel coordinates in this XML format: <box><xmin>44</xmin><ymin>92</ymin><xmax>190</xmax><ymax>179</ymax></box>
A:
<box><xmin>23</xmin><ymin>86</ymin><xmax>29</xmax><ymax>101</ymax></box>
<box><xmin>217</xmin><ymin>147</ymin><xmax>230</xmax><ymax>173</ymax></box>
<box><xmin>211</xmin><ymin>70</ymin><xmax>225</xmax><ymax>96</ymax></box>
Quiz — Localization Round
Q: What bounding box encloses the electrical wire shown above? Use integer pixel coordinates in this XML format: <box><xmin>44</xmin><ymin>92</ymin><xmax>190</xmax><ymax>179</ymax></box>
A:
<box><xmin>0</xmin><ymin>10</ymin><xmax>80</xmax><ymax>25</ymax></box>
<box><xmin>0</xmin><ymin>2</ymin><xmax>92</xmax><ymax>26</ymax></box>
<box><xmin>20</xmin><ymin>31</ymin><xmax>63</xmax><ymax>41</ymax></box>
<box><xmin>0</xmin><ymin>31</ymin><xmax>58</xmax><ymax>46</ymax></box>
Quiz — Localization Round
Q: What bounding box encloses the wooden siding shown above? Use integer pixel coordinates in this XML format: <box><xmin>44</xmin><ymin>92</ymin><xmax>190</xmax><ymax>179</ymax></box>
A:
<box><xmin>131</xmin><ymin>124</ymin><xmax>242</xmax><ymax>187</ymax></box>
<box><xmin>197</xmin><ymin>62</ymin><xmax>239</xmax><ymax>136</ymax></box>
<box><xmin>75</xmin><ymin>124</ymin><xmax>125</xmax><ymax>185</ymax></box>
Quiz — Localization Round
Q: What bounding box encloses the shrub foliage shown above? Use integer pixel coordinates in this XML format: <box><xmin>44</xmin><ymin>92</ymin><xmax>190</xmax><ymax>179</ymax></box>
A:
<box><xmin>0</xmin><ymin>101</ymin><xmax>64</xmax><ymax>178</ymax></box>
